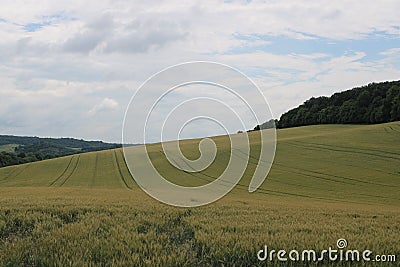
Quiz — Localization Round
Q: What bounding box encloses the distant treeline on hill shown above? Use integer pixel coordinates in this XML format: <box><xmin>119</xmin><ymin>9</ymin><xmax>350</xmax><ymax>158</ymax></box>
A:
<box><xmin>274</xmin><ymin>80</ymin><xmax>400</xmax><ymax>129</ymax></box>
<box><xmin>0</xmin><ymin>135</ymin><xmax>122</xmax><ymax>168</ymax></box>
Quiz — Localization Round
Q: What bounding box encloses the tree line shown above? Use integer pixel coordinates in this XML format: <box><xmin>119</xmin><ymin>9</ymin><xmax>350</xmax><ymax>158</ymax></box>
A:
<box><xmin>275</xmin><ymin>80</ymin><xmax>400</xmax><ymax>128</ymax></box>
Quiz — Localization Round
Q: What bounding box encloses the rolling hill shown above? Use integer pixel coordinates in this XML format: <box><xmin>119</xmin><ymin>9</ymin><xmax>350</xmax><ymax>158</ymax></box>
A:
<box><xmin>1</xmin><ymin>122</ymin><xmax>399</xmax><ymax>205</ymax></box>
<box><xmin>0</xmin><ymin>122</ymin><xmax>399</xmax><ymax>266</ymax></box>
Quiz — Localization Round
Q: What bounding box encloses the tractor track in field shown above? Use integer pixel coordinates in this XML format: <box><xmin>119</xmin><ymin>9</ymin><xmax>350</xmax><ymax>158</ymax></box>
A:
<box><xmin>176</xmin><ymin>150</ymin><xmax>320</xmax><ymax>192</ymax></box>
<box><xmin>231</xmin><ymin>149</ymin><xmax>400</xmax><ymax>200</ymax></box>
<box><xmin>386</xmin><ymin>125</ymin><xmax>400</xmax><ymax>134</ymax></box>
<box><xmin>114</xmin><ymin>150</ymin><xmax>131</xmax><ymax>189</ymax></box>
<box><xmin>263</xmin><ymin>175</ymin><xmax>400</xmax><ymax>201</ymax></box>
<box><xmin>0</xmin><ymin>163</ymin><xmax>30</xmax><ymax>183</ymax></box>
<box><xmin>160</xmin><ymin>142</ymin><xmax>400</xmax><ymax>202</ymax></box>
<box><xmin>119</xmin><ymin>150</ymin><xmax>135</xmax><ymax>184</ymax></box>
<box><xmin>290</xmin><ymin>140</ymin><xmax>400</xmax><ymax>158</ymax></box>
<box><xmin>0</xmin><ymin>168</ymin><xmax>18</xmax><ymax>182</ymax></box>
<box><xmin>287</xmin><ymin>141</ymin><xmax>400</xmax><ymax>161</ymax></box>
<box><xmin>90</xmin><ymin>154</ymin><xmax>99</xmax><ymax>187</ymax></box>
<box><xmin>284</xmin><ymin>141</ymin><xmax>400</xmax><ymax>177</ymax></box>
<box><xmin>48</xmin><ymin>156</ymin><xmax>75</xmax><ymax>187</ymax></box>
<box><xmin>160</xmin><ymin>147</ymin><xmax>344</xmax><ymax>191</ymax></box>
<box><xmin>155</xmin><ymin>141</ymin><xmax>400</xmax><ymax>203</ymax></box>
<box><xmin>59</xmin><ymin>155</ymin><xmax>81</xmax><ymax>187</ymax></box>
<box><xmin>158</xmin><ymin>149</ymin><xmax>233</xmax><ymax>188</ymax></box>
<box><xmin>209</xmin><ymin>149</ymin><xmax>400</xmax><ymax>202</ymax></box>
<box><xmin>232</xmin><ymin>149</ymin><xmax>356</xmax><ymax>186</ymax></box>
<box><xmin>232</xmin><ymin>148</ymin><xmax>398</xmax><ymax>188</ymax></box>
<box><xmin>156</xmin><ymin>150</ymin><xmax>382</xmax><ymax>205</ymax></box>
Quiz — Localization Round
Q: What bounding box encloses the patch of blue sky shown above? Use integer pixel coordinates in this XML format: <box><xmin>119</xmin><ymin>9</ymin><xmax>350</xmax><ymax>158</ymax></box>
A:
<box><xmin>236</xmin><ymin>65</ymin><xmax>309</xmax><ymax>87</ymax></box>
<box><xmin>23</xmin><ymin>21</ymin><xmax>52</xmax><ymax>32</ymax></box>
<box><xmin>241</xmin><ymin>65</ymin><xmax>304</xmax><ymax>78</ymax></box>
<box><xmin>230</xmin><ymin>31</ymin><xmax>400</xmax><ymax>63</ymax></box>
<box><xmin>23</xmin><ymin>12</ymin><xmax>75</xmax><ymax>32</ymax></box>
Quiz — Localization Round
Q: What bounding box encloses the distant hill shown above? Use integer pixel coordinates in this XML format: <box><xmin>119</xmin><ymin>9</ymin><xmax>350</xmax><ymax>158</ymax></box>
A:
<box><xmin>274</xmin><ymin>80</ymin><xmax>400</xmax><ymax>128</ymax></box>
<box><xmin>0</xmin><ymin>135</ymin><xmax>122</xmax><ymax>168</ymax></box>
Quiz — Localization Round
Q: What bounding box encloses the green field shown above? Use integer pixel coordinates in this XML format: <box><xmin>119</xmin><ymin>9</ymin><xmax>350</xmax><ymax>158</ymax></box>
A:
<box><xmin>0</xmin><ymin>122</ymin><xmax>399</xmax><ymax>266</ymax></box>
<box><xmin>0</xmin><ymin>144</ymin><xmax>18</xmax><ymax>153</ymax></box>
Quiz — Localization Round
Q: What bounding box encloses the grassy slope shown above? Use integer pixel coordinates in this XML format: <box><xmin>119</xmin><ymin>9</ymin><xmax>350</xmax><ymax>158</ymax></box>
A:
<box><xmin>0</xmin><ymin>122</ymin><xmax>399</xmax><ymax>266</ymax></box>
<box><xmin>1</xmin><ymin>122</ymin><xmax>399</xmax><ymax>205</ymax></box>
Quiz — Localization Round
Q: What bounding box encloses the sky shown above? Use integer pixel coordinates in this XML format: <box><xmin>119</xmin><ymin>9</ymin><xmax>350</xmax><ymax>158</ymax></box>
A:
<box><xmin>0</xmin><ymin>0</ymin><xmax>399</xmax><ymax>143</ymax></box>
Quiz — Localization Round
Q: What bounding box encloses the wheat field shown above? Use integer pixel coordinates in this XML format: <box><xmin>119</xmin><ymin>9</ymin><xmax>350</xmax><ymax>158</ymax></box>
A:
<box><xmin>0</xmin><ymin>122</ymin><xmax>399</xmax><ymax>266</ymax></box>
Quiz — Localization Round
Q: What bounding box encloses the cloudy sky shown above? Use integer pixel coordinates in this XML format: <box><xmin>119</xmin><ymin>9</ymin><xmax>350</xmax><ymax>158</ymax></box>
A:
<box><xmin>0</xmin><ymin>0</ymin><xmax>399</xmax><ymax>143</ymax></box>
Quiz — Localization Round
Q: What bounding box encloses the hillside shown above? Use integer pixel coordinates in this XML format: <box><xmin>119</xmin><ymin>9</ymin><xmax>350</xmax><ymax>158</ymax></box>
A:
<box><xmin>1</xmin><ymin>122</ymin><xmax>399</xmax><ymax>205</ymax></box>
<box><xmin>276</xmin><ymin>80</ymin><xmax>400</xmax><ymax>128</ymax></box>
<box><xmin>0</xmin><ymin>135</ymin><xmax>122</xmax><ymax>168</ymax></box>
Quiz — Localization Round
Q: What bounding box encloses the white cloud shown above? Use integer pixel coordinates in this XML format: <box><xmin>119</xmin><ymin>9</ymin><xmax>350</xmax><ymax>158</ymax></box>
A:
<box><xmin>88</xmin><ymin>97</ymin><xmax>119</xmax><ymax>115</ymax></box>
